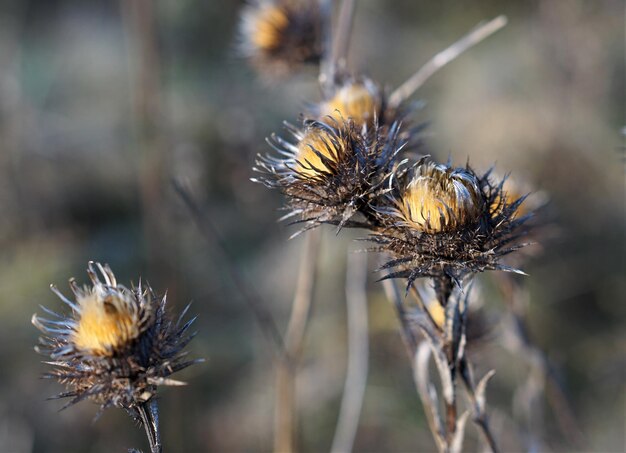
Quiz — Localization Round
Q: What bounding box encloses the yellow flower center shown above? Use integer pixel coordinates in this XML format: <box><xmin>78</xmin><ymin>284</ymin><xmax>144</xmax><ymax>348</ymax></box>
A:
<box><xmin>295</xmin><ymin>128</ymin><xmax>342</xmax><ymax>178</ymax></box>
<box><xmin>72</xmin><ymin>292</ymin><xmax>139</xmax><ymax>356</ymax></box>
<box><xmin>251</xmin><ymin>5</ymin><xmax>289</xmax><ymax>51</ymax></box>
<box><xmin>399</xmin><ymin>165</ymin><xmax>482</xmax><ymax>233</ymax></box>
<box><xmin>321</xmin><ymin>83</ymin><xmax>380</xmax><ymax>127</ymax></box>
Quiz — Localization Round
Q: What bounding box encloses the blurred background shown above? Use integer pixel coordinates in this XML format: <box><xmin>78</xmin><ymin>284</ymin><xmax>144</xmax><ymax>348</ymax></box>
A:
<box><xmin>0</xmin><ymin>0</ymin><xmax>623</xmax><ymax>451</ymax></box>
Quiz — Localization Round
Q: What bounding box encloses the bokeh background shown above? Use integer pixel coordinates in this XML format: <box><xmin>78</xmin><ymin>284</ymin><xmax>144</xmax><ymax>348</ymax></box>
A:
<box><xmin>0</xmin><ymin>0</ymin><xmax>623</xmax><ymax>451</ymax></box>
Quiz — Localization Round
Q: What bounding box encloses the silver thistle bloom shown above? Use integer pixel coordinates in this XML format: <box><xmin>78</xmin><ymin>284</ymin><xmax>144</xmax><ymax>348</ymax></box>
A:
<box><xmin>253</xmin><ymin>117</ymin><xmax>405</xmax><ymax>233</ymax></box>
<box><xmin>32</xmin><ymin>262</ymin><xmax>201</xmax><ymax>452</ymax></box>
<box><xmin>373</xmin><ymin>159</ymin><xmax>532</xmax><ymax>290</ymax></box>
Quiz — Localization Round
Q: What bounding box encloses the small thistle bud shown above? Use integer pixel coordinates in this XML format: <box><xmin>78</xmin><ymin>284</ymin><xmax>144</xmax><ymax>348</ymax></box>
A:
<box><xmin>310</xmin><ymin>75</ymin><xmax>427</xmax><ymax>157</ymax></box>
<box><xmin>319</xmin><ymin>79</ymin><xmax>382</xmax><ymax>127</ymax></box>
<box><xmin>239</xmin><ymin>0</ymin><xmax>322</xmax><ymax>76</ymax></box>
<box><xmin>32</xmin><ymin>262</ymin><xmax>201</xmax><ymax>445</ymax></box>
<box><xmin>394</xmin><ymin>161</ymin><xmax>483</xmax><ymax>233</ymax></box>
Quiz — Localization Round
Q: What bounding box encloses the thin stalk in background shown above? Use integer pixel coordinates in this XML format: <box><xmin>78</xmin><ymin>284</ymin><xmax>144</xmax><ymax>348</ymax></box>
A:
<box><xmin>381</xmin><ymin>278</ymin><xmax>418</xmax><ymax>358</ymax></box>
<box><xmin>174</xmin><ymin>183</ymin><xmax>322</xmax><ymax>453</ymax></box>
<box><xmin>274</xmin><ymin>228</ymin><xmax>321</xmax><ymax>453</ymax></box>
<box><xmin>173</xmin><ymin>182</ymin><xmax>285</xmax><ymax>358</ymax></box>
<box><xmin>120</xmin><ymin>0</ymin><xmax>172</xmax><ymax>284</ymax></box>
<box><xmin>330</xmin><ymin>0</ymin><xmax>355</xmax><ymax>73</ymax></box>
<box><xmin>320</xmin><ymin>0</ymin><xmax>357</xmax><ymax>94</ymax></box>
<box><xmin>120</xmin><ymin>2</ymin><xmax>175</xmax><ymax>450</ymax></box>
<box><xmin>330</xmin><ymin>250</ymin><xmax>369</xmax><ymax>453</ymax></box>
<box><xmin>389</xmin><ymin>15</ymin><xmax>507</xmax><ymax>108</ymax></box>
<box><xmin>495</xmin><ymin>274</ymin><xmax>586</xmax><ymax>450</ymax></box>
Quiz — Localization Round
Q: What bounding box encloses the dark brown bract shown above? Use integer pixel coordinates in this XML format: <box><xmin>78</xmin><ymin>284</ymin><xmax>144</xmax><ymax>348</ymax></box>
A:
<box><xmin>32</xmin><ymin>262</ymin><xmax>200</xmax><ymax>415</ymax></box>
<box><xmin>253</xmin><ymin>118</ymin><xmax>405</xmax><ymax>233</ymax></box>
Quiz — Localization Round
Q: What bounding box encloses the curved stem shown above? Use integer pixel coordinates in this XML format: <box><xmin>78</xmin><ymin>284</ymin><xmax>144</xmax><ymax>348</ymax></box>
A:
<box><xmin>389</xmin><ymin>15</ymin><xmax>507</xmax><ymax>107</ymax></box>
<box><xmin>459</xmin><ymin>358</ymin><xmax>499</xmax><ymax>453</ymax></box>
<box><xmin>138</xmin><ymin>399</ymin><xmax>162</xmax><ymax>453</ymax></box>
<box><xmin>274</xmin><ymin>229</ymin><xmax>321</xmax><ymax>453</ymax></box>
<box><xmin>331</xmin><ymin>251</ymin><xmax>369</xmax><ymax>453</ymax></box>
<box><xmin>320</xmin><ymin>0</ymin><xmax>357</xmax><ymax>94</ymax></box>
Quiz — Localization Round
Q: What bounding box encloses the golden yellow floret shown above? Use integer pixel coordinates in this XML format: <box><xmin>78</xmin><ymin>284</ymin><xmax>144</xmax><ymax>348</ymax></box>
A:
<box><xmin>72</xmin><ymin>292</ymin><xmax>139</xmax><ymax>356</ymax></box>
<box><xmin>398</xmin><ymin>164</ymin><xmax>482</xmax><ymax>233</ymax></box>
<box><xmin>251</xmin><ymin>5</ymin><xmax>289</xmax><ymax>51</ymax></box>
<box><xmin>295</xmin><ymin>128</ymin><xmax>343</xmax><ymax>178</ymax></box>
<box><xmin>321</xmin><ymin>83</ymin><xmax>380</xmax><ymax>127</ymax></box>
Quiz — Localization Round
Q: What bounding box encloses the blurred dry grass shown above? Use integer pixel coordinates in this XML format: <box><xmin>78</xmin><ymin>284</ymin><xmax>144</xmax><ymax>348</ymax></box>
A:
<box><xmin>0</xmin><ymin>0</ymin><xmax>623</xmax><ymax>451</ymax></box>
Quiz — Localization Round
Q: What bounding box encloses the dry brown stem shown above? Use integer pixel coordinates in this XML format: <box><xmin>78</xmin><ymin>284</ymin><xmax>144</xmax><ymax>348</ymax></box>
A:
<box><xmin>274</xmin><ymin>229</ymin><xmax>321</xmax><ymax>453</ymax></box>
<box><xmin>389</xmin><ymin>15</ymin><xmax>507</xmax><ymax>107</ymax></box>
<box><xmin>331</xmin><ymin>251</ymin><xmax>369</xmax><ymax>453</ymax></box>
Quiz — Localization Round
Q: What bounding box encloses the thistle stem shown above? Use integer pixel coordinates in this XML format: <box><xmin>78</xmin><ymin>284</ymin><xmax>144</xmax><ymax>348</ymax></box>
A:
<box><xmin>381</xmin><ymin>278</ymin><xmax>418</xmax><ymax>358</ymax></box>
<box><xmin>274</xmin><ymin>229</ymin><xmax>321</xmax><ymax>453</ymax></box>
<box><xmin>389</xmin><ymin>15</ymin><xmax>507</xmax><ymax>107</ymax></box>
<box><xmin>434</xmin><ymin>274</ymin><xmax>457</xmax><ymax>447</ymax></box>
<box><xmin>459</xmin><ymin>358</ymin><xmax>500</xmax><ymax>453</ymax></box>
<box><xmin>331</xmin><ymin>250</ymin><xmax>369</xmax><ymax>453</ymax></box>
<box><xmin>445</xmin><ymin>401</ymin><xmax>457</xmax><ymax>447</ymax></box>
<box><xmin>138</xmin><ymin>399</ymin><xmax>162</xmax><ymax>453</ymax></box>
<box><xmin>331</xmin><ymin>0</ymin><xmax>356</xmax><ymax>72</ymax></box>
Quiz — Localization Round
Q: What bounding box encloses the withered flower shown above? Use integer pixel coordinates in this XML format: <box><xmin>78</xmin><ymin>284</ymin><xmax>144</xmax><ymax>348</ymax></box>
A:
<box><xmin>373</xmin><ymin>159</ymin><xmax>531</xmax><ymax>291</ymax></box>
<box><xmin>391</xmin><ymin>160</ymin><xmax>483</xmax><ymax>233</ymax></box>
<box><xmin>239</xmin><ymin>0</ymin><xmax>323</xmax><ymax>76</ymax></box>
<box><xmin>32</xmin><ymin>262</ymin><xmax>200</xmax><ymax>453</ymax></box>
<box><xmin>316</xmin><ymin>78</ymin><xmax>383</xmax><ymax>128</ymax></box>
<box><xmin>311</xmin><ymin>76</ymin><xmax>426</xmax><ymax>149</ymax></box>
<box><xmin>253</xmin><ymin>118</ymin><xmax>405</xmax><ymax>233</ymax></box>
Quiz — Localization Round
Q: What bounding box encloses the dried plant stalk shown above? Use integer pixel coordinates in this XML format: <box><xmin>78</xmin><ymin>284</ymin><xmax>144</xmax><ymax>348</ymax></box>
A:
<box><xmin>384</xmin><ymin>274</ymin><xmax>500</xmax><ymax>453</ymax></box>
<box><xmin>389</xmin><ymin>15</ymin><xmax>507</xmax><ymax>107</ymax></box>
<box><xmin>174</xmin><ymin>182</ymin><xmax>285</xmax><ymax>357</ymax></box>
<box><xmin>331</xmin><ymin>251</ymin><xmax>369</xmax><ymax>453</ymax></box>
<box><xmin>274</xmin><ymin>229</ymin><xmax>321</xmax><ymax>453</ymax></box>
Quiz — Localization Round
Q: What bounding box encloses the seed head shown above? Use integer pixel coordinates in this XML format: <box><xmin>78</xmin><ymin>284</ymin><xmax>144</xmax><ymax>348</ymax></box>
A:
<box><xmin>253</xmin><ymin>118</ymin><xmax>405</xmax><ymax>232</ymax></box>
<box><xmin>32</xmin><ymin>262</ymin><xmax>200</xmax><ymax>414</ymax></box>
<box><xmin>373</xmin><ymin>160</ymin><xmax>532</xmax><ymax>288</ymax></box>
<box><xmin>393</xmin><ymin>161</ymin><xmax>483</xmax><ymax>233</ymax></box>
<box><xmin>239</xmin><ymin>0</ymin><xmax>322</xmax><ymax>76</ymax></box>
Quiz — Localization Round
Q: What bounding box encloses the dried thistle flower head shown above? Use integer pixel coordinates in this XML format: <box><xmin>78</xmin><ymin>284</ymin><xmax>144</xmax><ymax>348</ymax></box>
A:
<box><xmin>253</xmin><ymin>118</ymin><xmax>405</xmax><ymax>232</ymax></box>
<box><xmin>239</xmin><ymin>0</ymin><xmax>322</xmax><ymax>76</ymax></box>
<box><xmin>71</xmin><ymin>281</ymin><xmax>143</xmax><ymax>356</ymax></box>
<box><xmin>393</xmin><ymin>161</ymin><xmax>483</xmax><ymax>233</ymax></box>
<box><xmin>319</xmin><ymin>79</ymin><xmax>382</xmax><ymax>127</ymax></box>
<box><xmin>373</xmin><ymin>160</ymin><xmax>531</xmax><ymax>288</ymax></box>
<box><xmin>32</xmin><ymin>262</ymin><xmax>200</xmax><ymax>414</ymax></box>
